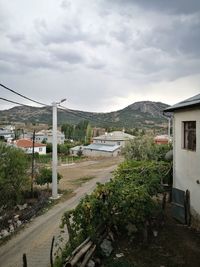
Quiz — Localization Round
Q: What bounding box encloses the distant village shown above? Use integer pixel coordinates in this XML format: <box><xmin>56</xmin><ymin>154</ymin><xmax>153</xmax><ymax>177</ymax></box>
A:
<box><xmin>0</xmin><ymin>123</ymin><xmax>171</xmax><ymax>158</ymax></box>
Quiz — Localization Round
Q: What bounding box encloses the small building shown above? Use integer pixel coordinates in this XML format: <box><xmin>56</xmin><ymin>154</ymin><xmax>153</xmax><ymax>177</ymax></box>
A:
<box><xmin>0</xmin><ymin>127</ymin><xmax>15</xmax><ymax>142</ymax></box>
<box><xmin>84</xmin><ymin>143</ymin><xmax>120</xmax><ymax>157</ymax></box>
<box><xmin>35</xmin><ymin>130</ymin><xmax>65</xmax><ymax>144</ymax></box>
<box><xmin>164</xmin><ymin>94</ymin><xmax>200</xmax><ymax>228</ymax></box>
<box><xmin>13</xmin><ymin>139</ymin><xmax>46</xmax><ymax>155</ymax></box>
<box><xmin>154</xmin><ymin>134</ymin><xmax>171</xmax><ymax>145</ymax></box>
<box><xmin>93</xmin><ymin>131</ymin><xmax>134</xmax><ymax>148</ymax></box>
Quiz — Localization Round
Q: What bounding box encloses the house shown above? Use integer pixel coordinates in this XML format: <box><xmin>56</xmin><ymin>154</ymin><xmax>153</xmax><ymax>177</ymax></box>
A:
<box><xmin>154</xmin><ymin>134</ymin><xmax>172</xmax><ymax>145</ymax></box>
<box><xmin>13</xmin><ymin>139</ymin><xmax>46</xmax><ymax>155</ymax></box>
<box><xmin>84</xmin><ymin>143</ymin><xmax>120</xmax><ymax>157</ymax></box>
<box><xmin>0</xmin><ymin>127</ymin><xmax>15</xmax><ymax>142</ymax></box>
<box><xmin>93</xmin><ymin>131</ymin><xmax>134</xmax><ymax>148</ymax></box>
<box><xmin>35</xmin><ymin>130</ymin><xmax>65</xmax><ymax>144</ymax></box>
<box><xmin>164</xmin><ymin>94</ymin><xmax>200</xmax><ymax>228</ymax></box>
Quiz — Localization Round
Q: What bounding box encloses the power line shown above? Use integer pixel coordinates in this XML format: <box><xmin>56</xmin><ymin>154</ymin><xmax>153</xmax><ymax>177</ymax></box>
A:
<box><xmin>0</xmin><ymin>83</ymin><xmax>48</xmax><ymax>106</ymax></box>
<box><xmin>0</xmin><ymin>97</ymin><xmax>31</xmax><ymax>107</ymax></box>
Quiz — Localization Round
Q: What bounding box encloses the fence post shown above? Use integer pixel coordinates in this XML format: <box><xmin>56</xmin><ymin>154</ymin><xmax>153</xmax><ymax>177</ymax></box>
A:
<box><xmin>50</xmin><ymin>236</ymin><xmax>55</xmax><ymax>267</ymax></box>
<box><xmin>23</xmin><ymin>253</ymin><xmax>27</xmax><ymax>267</ymax></box>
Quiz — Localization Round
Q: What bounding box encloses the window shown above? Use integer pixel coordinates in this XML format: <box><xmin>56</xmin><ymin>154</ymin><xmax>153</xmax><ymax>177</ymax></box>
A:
<box><xmin>183</xmin><ymin>121</ymin><xmax>196</xmax><ymax>151</ymax></box>
<box><xmin>39</xmin><ymin>148</ymin><xmax>43</xmax><ymax>152</ymax></box>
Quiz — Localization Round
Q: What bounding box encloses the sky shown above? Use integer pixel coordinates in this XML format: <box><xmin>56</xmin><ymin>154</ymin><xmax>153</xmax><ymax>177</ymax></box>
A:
<box><xmin>0</xmin><ymin>0</ymin><xmax>200</xmax><ymax>112</ymax></box>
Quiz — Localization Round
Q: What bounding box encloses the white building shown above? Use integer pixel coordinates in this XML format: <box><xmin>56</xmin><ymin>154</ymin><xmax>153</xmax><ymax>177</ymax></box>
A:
<box><xmin>165</xmin><ymin>94</ymin><xmax>200</xmax><ymax>228</ymax></box>
<box><xmin>93</xmin><ymin>131</ymin><xmax>134</xmax><ymax>148</ymax></box>
<box><xmin>13</xmin><ymin>139</ymin><xmax>46</xmax><ymax>155</ymax></box>
<box><xmin>35</xmin><ymin>130</ymin><xmax>65</xmax><ymax>144</ymax></box>
<box><xmin>84</xmin><ymin>143</ymin><xmax>120</xmax><ymax>157</ymax></box>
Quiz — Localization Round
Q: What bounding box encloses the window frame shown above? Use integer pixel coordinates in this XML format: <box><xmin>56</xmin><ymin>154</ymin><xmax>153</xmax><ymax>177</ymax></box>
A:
<box><xmin>182</xmin><ymin>121</ymin><xmax>196</xmax><ymax>151</ymax></box>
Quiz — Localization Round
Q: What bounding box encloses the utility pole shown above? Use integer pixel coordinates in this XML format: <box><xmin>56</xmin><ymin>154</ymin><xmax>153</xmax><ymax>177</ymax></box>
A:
<box><xmin>168</xmin><ymin>117</ymin><xmax>171</xmax><ymax>144</ymax></box>
<box><xmin>31</xmin><ymin>130</ymin><xmax>35</xmax><ymax>196</ymax></box>
<box><xmin>52</xmin><ymin>99</ymin><xmax>66</xmax><ymax>199</ymax></box>
<box><xmin>52</xmin><ymin>102</ymin><xmax>58</xmax><ymax>199</ymax></box>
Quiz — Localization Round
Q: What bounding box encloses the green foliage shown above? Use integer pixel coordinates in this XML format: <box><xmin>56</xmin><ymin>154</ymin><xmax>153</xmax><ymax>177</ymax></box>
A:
<box><xmin>0</xmin><ymin>143</ymin><xmax>29</xmax><ymax>207</ymax></box>
<box><xmin>123</xmin><ymin>135</ymin><xmax>172</xmax><ymax>161</ymax></box>
<box><xmin>61</xmin><ymin>123</ymin><xmax>74</xmax><ymax>140</ymax></box>
<box><xmin>35</xmin><ymin>167</ymin><xmax>62</xmax><ymax>189</ymax></box>
<box><xmin>61</xmin><ymin>120</ymin><xmax>91</xmax><ymax>143</ymax></box>
<box><xmin>76</xmin><ymin>147</ymin><xmax>83</xmax><ymax>157</ymax></box>
<box><xmin>57</xmin><ymin>144</ymin><xmax>70</xmax><ymax>155</ymax></box>
<box><xmin>46</xmin><ymin>142</ymin><xmax>52</xmax><ymax>153</ymax></box>
<box><xmin>61</xmin><ymin>160</ymin><xmax>171</xmax><ymax>255</ymax></box>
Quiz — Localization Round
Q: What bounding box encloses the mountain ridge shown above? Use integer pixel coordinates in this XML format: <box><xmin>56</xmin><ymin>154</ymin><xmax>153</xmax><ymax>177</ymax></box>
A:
<box><xmin>0</xmin><ymin>101</ymin><xmax>169</xmax><ymax>128</ymax></box>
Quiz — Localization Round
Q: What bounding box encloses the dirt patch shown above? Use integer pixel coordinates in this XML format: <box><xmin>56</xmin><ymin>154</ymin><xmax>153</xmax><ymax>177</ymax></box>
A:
<box><xmin>105</xmin><ymin>206</ymin><xmax>200</xmax><ymax>267</ymax></box>
<box><xmin>57</xmin><ymin>157</ymin><xmax>123</xmax><ymax>191</ymax></box>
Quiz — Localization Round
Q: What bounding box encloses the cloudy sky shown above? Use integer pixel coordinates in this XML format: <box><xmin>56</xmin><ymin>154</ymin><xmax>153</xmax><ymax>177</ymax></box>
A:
<box><xmin>0</xmin><ymin>0</ymin><xmax>200</xmax><ymax>112</ymax></box>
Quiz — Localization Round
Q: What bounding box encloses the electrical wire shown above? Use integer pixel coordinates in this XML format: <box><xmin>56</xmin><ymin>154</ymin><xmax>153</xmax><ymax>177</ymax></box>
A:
<box><xmin>58</xmin><ymin>104</ymin><xmax>117</xmax><ymax>125</ymax></box>
<box><xmin>0</xmin><ymin>83</ymin><xmax>48</xmax><ymax>106</ymax></box>
<box><xmin>0</xmin><ymin>97</ymin><xmax>31</xmax><ymax>107</ymax></box>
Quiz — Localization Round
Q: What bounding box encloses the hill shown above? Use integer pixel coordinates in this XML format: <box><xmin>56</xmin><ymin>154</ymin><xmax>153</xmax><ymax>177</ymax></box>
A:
<box><xmin>0</xmin><ymin>101</ymin><xmax>169</xmax><ymax>128</ymax></box>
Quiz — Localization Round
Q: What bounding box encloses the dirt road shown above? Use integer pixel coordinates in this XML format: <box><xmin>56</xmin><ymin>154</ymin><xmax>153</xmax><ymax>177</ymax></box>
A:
<box><xmin>0</xmin><ymin>158</ymin><xmax>121</xmax><ymax>267</ymax></box>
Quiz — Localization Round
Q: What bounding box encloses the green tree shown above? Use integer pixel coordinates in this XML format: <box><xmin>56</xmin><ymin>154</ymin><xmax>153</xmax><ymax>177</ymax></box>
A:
<box><xmin>85</xmin><ymin>123</ymin><xmax>92</xmax><ymax>144</ymax></box>
<box><xmin>35</xmin><ymin>167</ymin><xmax>62</xmax><ymax>190</ymax></box>
<box><xmin>0</xmin><ymin>143</ymin><xmax>29</xmax><ymax>207</ymax></box>
<box><xmin>123</xmin><ymin>135</ymin><xmax>172</xmax><ymax>161</ymax></box>
<box><xmin>61</xmin><ymin>123</ymin><xmax>74</xmax><ymax>140</ymax></box>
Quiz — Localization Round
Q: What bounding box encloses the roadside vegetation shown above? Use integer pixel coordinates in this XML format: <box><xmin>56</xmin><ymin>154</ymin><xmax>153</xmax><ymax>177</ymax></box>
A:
<box><xmin>53</xmin><ymin>136</ymin><xmax>172</xmax><ymax>266</ymax></box>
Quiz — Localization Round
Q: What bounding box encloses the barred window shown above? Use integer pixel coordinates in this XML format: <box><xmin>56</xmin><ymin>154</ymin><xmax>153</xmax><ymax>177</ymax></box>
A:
<box><xmin>183</xmin><ymin>121</ymin><xmax>196</xmax><ymax>151</ymax></box>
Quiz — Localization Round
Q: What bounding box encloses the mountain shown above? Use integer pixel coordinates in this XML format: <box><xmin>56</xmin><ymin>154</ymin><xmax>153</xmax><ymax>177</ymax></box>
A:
<box><xmin>0</xmin><ymin>101</ymin><xmax>169</xmax><ymax>128</ymax></box>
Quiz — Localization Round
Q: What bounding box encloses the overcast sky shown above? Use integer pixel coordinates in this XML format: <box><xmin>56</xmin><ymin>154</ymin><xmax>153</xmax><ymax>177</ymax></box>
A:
<box><xmin>0</xmin><ymin>0</ymin><xmax>200</xmax><ymax>112</ymax></box>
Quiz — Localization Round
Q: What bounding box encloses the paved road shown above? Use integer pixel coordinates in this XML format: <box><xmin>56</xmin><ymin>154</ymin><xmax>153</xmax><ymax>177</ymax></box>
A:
<box><xmin>0</xmin><ymin>164</ymin><xmax>117</xmax><ymax>267</ymax></box>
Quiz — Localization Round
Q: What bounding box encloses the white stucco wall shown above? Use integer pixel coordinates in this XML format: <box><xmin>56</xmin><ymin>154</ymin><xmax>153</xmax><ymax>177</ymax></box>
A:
<box><xmin>23</xmin><ymin>146</ymin><xmax>46</xmax><ymax>155</ymax></box>
<box><xmin>84</xmin><ymin>149</ymin><xmax>120</xmax><ymax>157</ymax></box>
<box><xmin>93</xmin><ymin>139</ymin><xmax>126</xmax><ymax>147</ymax></box>
<box><xmin>173</xmin><ymin>108</ymin><xmax>200</xmax><ymax>215</ymax></box>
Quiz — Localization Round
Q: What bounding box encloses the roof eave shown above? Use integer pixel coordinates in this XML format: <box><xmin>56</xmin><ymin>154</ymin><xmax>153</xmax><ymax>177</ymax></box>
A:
<box><xmin>164</xmin><ymin>102</ymin><xmax>200</xmax><ymax>112</ymax></box>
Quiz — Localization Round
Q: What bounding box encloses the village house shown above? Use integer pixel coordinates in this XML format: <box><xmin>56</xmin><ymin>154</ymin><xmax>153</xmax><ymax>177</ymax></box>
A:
<box><xmin>93</xmin><ymin>131</ymin><xmax>134</xmax><ymax>148</ymax></box>
<box><xmin>13</xmin><ymin>139</ymin><xmax>46</xmax><ymax>155</ymax></box>
<box><xmin>154</xmin><ymin>134</ymin><xmax>172</xmax><ymax>145</ymax></box>
<box><xmin>164</xmin><ymin>94</ymin><xmax>200</xmax><ymax>229</ymax></box>
<box><xmin>35</xmin><ymin>129</ymin><xmax>65</xmax><ymax>144</ymax></box>
<box><xmin>0</xmin><ymin>126</ymin><xmax>15</xmax><ymax>142</ymax></box>
<box><xmin>70</xmin><ymin>131</ymin><xmax>134</xmax><ymax>158</ymax></box>
<box><xmin>84</xmin><ymin>143</ymin><xmax>120</xmax><ymax>157</ymax></box>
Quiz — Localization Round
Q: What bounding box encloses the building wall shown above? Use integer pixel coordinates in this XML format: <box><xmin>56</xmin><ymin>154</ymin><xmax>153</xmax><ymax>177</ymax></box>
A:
<box><xmin>93</xmin><ymin>139</ymin><xmax>126</xmax><ymax>147</ymax></box>
<box><xmin>84</xmin><ymin>149</ymin><xmax>119</xmax><ymax>157</ymax></box>
<box><xmin>173</xmin><ymin>109</ymin><xmax>200</xmax><ymax>217</ymax></box>
<box><xmin>23</xmin><ymin>146</ymin><xmax>46</xmax><ymax>155</ymax></box>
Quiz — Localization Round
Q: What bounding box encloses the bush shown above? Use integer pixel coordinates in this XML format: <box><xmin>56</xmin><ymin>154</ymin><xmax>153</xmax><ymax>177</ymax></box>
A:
<box><xmin>35</xmin><ymin>168</ymin><xmax>62</xmax><ymax>190</ymax></box>
<box><xmin>0</xmin><ymin>143</ymin><xmax>29</xmax><ymax>207</ymax></box>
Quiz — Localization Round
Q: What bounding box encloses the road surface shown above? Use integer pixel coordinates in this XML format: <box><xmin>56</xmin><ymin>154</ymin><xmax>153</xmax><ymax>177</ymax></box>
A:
<box><xmin>0</xmin><ymin>162</ymin><xmax>118</xmax><ymax>267</ymax></box>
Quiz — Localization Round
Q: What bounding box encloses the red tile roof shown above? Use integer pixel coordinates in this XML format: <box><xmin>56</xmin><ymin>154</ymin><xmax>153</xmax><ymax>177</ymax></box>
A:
<box><xmin>14</xmin><ymin>139</ymin><xmax>46</xmax><ymax>148</ymax></box>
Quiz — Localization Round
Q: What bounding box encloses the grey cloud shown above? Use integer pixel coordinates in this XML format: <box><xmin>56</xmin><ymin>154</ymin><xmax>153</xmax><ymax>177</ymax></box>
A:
<box><xmin>7</xmin><ymin>33</ymin><xmax>25</xmax><ymax>43</ymax></box>
<box><xmin>108</xmin><ymin>0</ymin><xmax>200</xmax><ymax>15</ymax></box>
<box><xmin>52</xmin><ymin>49</ymin><xmax>85</xmax><ymax>64</ymax></box>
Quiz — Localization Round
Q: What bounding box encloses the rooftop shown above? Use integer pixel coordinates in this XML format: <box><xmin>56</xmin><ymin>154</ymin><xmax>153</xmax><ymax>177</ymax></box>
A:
<box><xmin>164</xmin><ymin>94</ymin><xmax>200</xmax><ymax>112</ymax></box>
<box><xmin>14</xmin><ymin>139</ymin><xmax>46</xmax><ymax>148</ymax></box>
<box><xmin>85</xmin><ymin>143</ymin><xmax>120</xmax><ymax>152</ymax></box>
<box><xmin>93</xmin><ymin>131</ymin><xmax>134</xmax><ymax>141</ymax></box>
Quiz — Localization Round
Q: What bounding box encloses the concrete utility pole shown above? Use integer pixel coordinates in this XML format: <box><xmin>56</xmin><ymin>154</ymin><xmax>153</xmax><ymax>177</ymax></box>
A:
<box><xmin>52</xmin><ymin>99</ymin><xmax>66</xmax><ymax>199</ymax></box>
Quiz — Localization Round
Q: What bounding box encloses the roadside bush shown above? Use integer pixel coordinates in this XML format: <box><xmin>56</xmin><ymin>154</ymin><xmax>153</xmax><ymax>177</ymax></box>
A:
<box><xmin>35</xmin><ymin>167</ymin><xmax>62</xmax><ymax>190</ymax></box>
<box><xmin>61</xmin><ymin>160</ymin><xmax>171</xmax><ymax>255</ymax></box>
<box><xmin>0</xmin><ymin>143</ymin><xmax>29</xmax><ymax>207</ymax></box>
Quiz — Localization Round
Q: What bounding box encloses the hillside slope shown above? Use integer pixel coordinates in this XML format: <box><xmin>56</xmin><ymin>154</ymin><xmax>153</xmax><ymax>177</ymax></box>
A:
<box><xmin>0</xmin><ymin>101</ymin><xmax>169</xmax><ymax>128</ymax></box>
